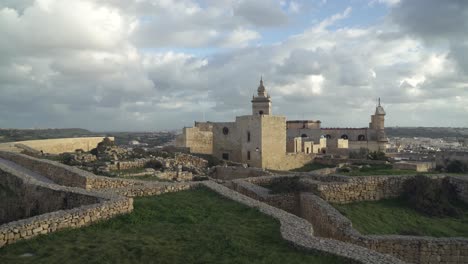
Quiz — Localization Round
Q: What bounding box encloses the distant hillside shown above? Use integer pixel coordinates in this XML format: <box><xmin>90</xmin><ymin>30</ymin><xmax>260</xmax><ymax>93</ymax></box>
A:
<box><xmin>0</xmin><ymin>128</ymin><xmax>99</xmax><ymax>143</ymax></box>
<box><xmin>386</xmin><ymin>127</ymin><xmax>468</xmax><ymax>138</ymax></box>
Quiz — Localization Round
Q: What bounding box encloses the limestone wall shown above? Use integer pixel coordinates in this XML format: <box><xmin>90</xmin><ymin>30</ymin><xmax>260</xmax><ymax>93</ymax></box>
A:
<box><xmin>0</xmin><ymin>151</ymin><xmax>194</xmax><ymax>191</ymax></box>
<box><xmin>0</xmin><ymin>168</ymin><xmax>100</xmax><ymax>225</ymax></box>
<box><xmin>210</xmin><ymin>166</ymin><xmax>273</xmax><ymax>180</ymax></box>
<box><xmin>277</xmin><ymin>153</ymin><xmax>316</xmax><ymax>171</ymax></box>
<box><xmin>0</xmin><ymin>162</ymin><xmax>133</xmax><ymax>248</ymax></box>
<box><xmin>179</xmin><ymin>126</ymin><xmax>213</xmax><ymax>154</ymax></box>
<box><xmin>300</xmin><ymin>193</ymin><xmax>468</xmax><ymax>264</ymax></box>
<box><xmin>174</xmin><ymin>153</ymin><xmax>208</xmax><ymax>168</ymax></box>
<box><xmin>393</xmin><ymin>162</ymin><xmax>435</xmax><ymax>172</ymax></box>
<box><xmin>13</xmin><ymin>137</ymin><xmax>114</xmax><ymax>154</ymax></box>
<box><xmin>220</xmin><ymin>178</ymin><xmax>404</xmax><ymax>263</ymax></box>
<box><xmin>232</xmin><ymin>180</ymin><xmax>300</xmax><ymax>215</ymax></box>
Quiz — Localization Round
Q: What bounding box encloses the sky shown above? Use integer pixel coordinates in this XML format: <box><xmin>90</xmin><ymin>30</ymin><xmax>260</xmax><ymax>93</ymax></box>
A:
<box><xmin>0</xmin><ymin>0</ymin><xmax>467</xmax><ymax>131</ymax></box>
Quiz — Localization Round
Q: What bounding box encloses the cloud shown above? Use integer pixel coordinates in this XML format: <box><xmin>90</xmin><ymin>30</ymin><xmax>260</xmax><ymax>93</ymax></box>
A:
<box><xmin>0</xmin><ymin>0</ymin><xmax>467</xmax><ymax>131</ymax></box>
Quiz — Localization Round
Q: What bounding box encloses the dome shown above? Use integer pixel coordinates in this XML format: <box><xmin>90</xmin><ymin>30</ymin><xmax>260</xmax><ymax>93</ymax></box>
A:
<box><xmin>375</xmin><ymin>98</ymin><xmax>385</xmax><ymax>115</ymax></box>
<box><xmin>375</xmin><ymin>106</ymin><xmax>386</xmax><ymax>115</ymax></box>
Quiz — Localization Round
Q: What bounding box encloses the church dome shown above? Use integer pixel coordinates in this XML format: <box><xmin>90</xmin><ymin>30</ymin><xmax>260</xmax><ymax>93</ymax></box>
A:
<box><xmin>375</xmin><ymin>98</ymin><xmax>385</xmax><ymax>115</ymax></box>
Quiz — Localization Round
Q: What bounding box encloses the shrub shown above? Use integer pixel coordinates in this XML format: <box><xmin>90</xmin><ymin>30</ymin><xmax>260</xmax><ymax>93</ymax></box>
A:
<box><xmin>267</xmin><ymin>177</ymin><xmax>308</xmax><ymax>194</ymax></box>
<box><xmin>349</xmin><ymin>148</ymin><xmax>368</xmax><ymax>159</ymax></box>
<box><xmin>145</xmin><ymin>159</ymin><xmax>163</xmax><ymax>170</ymax></box>
<box><xmin>402</xmin><ymin>175</ymin><xmax>461</xmax><ymax>217</ymax></box>
<box><xmin>368</xmin><ymin>151</ymin><xmax>388</xmax><ymax>161</ymax></box>
<box><xmin>446</xmin><ymin>160</ymin><xmax>467</xmax><ymax>173</ymax></box>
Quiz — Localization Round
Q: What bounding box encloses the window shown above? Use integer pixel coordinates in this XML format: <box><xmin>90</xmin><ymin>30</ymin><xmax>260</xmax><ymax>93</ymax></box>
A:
<box><xmin>259</xmin><ymin>110</ymin><xmax>264</xmax><ymax>115</ymax></box>
<box><xmin>247</xmin><ymin>131</ymin><xmax>251</xmax><ymax>142</ymax></box>
<box><xmin>324</xmin><ymin>134</ymin><xmax>332</xmax><ymax>139</ymax></box>
<box><xmin>341</xmin><ymin>134</ymin><xmax>349</xmax><ymax>140</ymax></box>
<box><xmin>306</xmin><ymin>147</ymin><xmax>310</xmax><ymax>154</ymax></box>
<box><xmin>222</xmin><ymin>127</ymin><xmax>229</xmax><ymax>135</ymax></box>
<box><xmin>358</xmin><ymin>135</ymin><xmax>366</xmax><ymax>141</ymax></box>
<box><xmin>222</xmin><ymin>153</ymin><xmax>229</xmax><ymax>160</ymax></box>
<box><xmin>301</xmin><ymin>134</ymin><xmax>307</xmax><ymax>138</ymax></box>
<box><xmin>247</xmin><ymin>151</ymin><xmax>251</xmax><ymax>160</ymax></box>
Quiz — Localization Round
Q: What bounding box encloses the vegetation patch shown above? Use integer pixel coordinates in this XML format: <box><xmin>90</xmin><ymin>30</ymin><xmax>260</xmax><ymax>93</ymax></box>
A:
<box><xmin>340</xmin><ymin>164</ymin><xmax>416</xmax><ymax>176</ymax></box>
<box><xmin>334</xmin><ymin>175</ymin><xmax>468</xmax><ymax>237</ymax></box>
<box><xmin>403</xmin><ymin>175</ymin><xmax>462</xmax><ymax>217</ymax></box>
<box><xmin>333</xmin><ymin>198</ymin><xmax>468</xmax><ymax>237</ymax></box>
<box><xmin>290</xmin><ymin>162</ymin><xmax>335</xmax><ymax>172</ymax></box>
<box><xmin>0</xmin><ymin>188</ymin><xmax>348</xmax><ymax>264</ymax></box>
<box><xmin>265</xmin><ymin>176</ymin><xmax>308</xmax><ymax>194</ymax></box>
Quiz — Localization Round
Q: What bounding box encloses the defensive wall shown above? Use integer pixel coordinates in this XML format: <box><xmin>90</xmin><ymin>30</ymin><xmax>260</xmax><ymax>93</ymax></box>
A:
<box><xmin>232</xmin><ymin>173</ymin><xmax>468</xmax><ymax>263</ymax></box>
<box><xmin>209</xmin><ymin>166</ymin><xmax>274</xmax><ymax>180</ymax></box>
<box><xmin>0</xmin><ymin>151</ymin><xmax>196</xmax><ymax>195</ymax></box>
<box><xmin>11</xmin><ymin>137</ymin><xmax>114</xmax><ymax>154</ymax></box>
<box><xmin>0</xmin><ymin>161</ymin><xmax>133</xmax><ymax>247</ymax></box>
<box><xmin>203</xmin><ymin>181</ymin><xmax>404</xmax><ymax>264</ymax></box>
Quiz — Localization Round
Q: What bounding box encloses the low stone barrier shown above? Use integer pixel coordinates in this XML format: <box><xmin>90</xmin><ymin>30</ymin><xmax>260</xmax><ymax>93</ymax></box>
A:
<box><xmin>210</xmin><ymin>166</ymin><xmax>274</xmax><ymax>180</ymax></box>
<box><xmin>234</xmin><ymin>173</ymin><xmax>468</xmax><ymax>263</ymax></box>
<box><xmin>0</xmin><ymin>151</ymin><xmax>199</xmax><ymax>194</ymax></box>
<box><xmin>0</xmin><ymin>162</ymin><xmax>133</xmax><ymax>248</ymax></box>
<box><xmin>300</xmin><ymin>193</ymin><xmax>468</xmax><ymax>264</ymax></box>
<box><xmin>203</xmin><ymin>181</ymin><xmax>405</xmax><ymax>264</ymax></box>
<box><xmin>314</xmin><ymin>157</ymin><xmax>388</xmax><ymax>166</ymax></box>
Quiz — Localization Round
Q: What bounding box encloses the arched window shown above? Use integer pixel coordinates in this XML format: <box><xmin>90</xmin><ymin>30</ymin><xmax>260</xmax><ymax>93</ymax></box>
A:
<box><xmin>222</xmin><ymin>127</ymin><xmax>229</xmax><ymax>135</ymax></box>
<box><xmin>259</xmin><ymin>110</ymin><xmax>264</xmax><ymax>115</ymax></box>
<box><xmin>324</xmin><ymin>134</ymin><xmax>332</xmax><ymax>139</ymax></box>
<box><xmin>358</xmin><ymin>135</ymin><xmax>366</xmax><ymax>141</ymax></box>
<box><xmin>301</xmin><ymin>134</ymin><xmax>308</xmax><ymax>138</ymax></box>
<box><xmin>341</xmin><ymin>134</ymin><xmax>349</xmax><ymax>140</ymax></box>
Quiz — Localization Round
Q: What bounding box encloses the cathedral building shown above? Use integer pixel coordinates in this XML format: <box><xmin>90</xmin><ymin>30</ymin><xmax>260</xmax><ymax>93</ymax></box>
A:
<box><xmin>176</xmin><ymin>79</ymin><xmax>387</xmax><ymax>170</ymax></box>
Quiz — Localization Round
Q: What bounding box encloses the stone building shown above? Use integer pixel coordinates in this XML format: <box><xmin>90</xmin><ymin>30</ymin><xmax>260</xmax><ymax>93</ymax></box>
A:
<box><xmin>176</xmin><ymin>79</ymin><xmax>387</xmax><ymax>170</ymax></box>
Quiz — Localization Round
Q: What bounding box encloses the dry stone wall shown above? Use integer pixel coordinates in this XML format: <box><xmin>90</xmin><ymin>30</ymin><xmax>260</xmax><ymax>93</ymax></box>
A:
<box><xmin>300</xmin><ymin>193</ymin><xmax>468</xmax><ymax>264</ymax></box>
<box><xmin>210</xmin><ymin>166</ymin><xmax>274</xmax><ymax>180</ymax></box>
<box><xmin>0</xmin><ymin>162</ymin><xmax>133</xmax><ymax>248</ymax></box>
<box><xmin>310</xmin><ymin>175</ymin><xmax>446</xmax><ymax>204</ymax></box>
<box><xmin>203</xmin><ymin>181</ymin><xmax>405</xmax><ymax>264</ymax></box>
<box><xmin>13</xmin><ymin>137</ymin><xmax>113</xmax><ymax>154</ymax></box>
<box><xmin>0</xmin><ymin>168</ymin><xmax>99</xmax><ymax>224</ymax></box>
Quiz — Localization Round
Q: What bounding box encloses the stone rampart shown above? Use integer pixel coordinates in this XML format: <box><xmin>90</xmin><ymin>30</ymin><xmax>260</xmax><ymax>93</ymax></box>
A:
<box><xmin>233</xmin><ymin>174</ymin><xmax>468</xmax><ymax>263</ymax></box>
<box><xmin>203</xmin><ymin>181</ymin><xmax>405</xmax><ymax>264</ymax></box>
<box><xmin>310</xmin><ymin>175</ymin><xmax>446</xmax><ymax>204</ymax></box>
<box><xmin>232</xmin><ymin>180</ymin><xmax>299</xmax><ymax>214</ymax></box>
<box><xmin>300</xmin><ymin>193</ymin><xmax>468</xmax><ymax>264</ymax></box>
<box><xmin>0</xmin><ymin>151</ymin><xmax>197</xmax><ymax>192</ymax></box>
<box><xmin>0</xmin><ymin>162</ymin><xmax>133</xmax><ymax>248</ymax></box>
<box><xmin>12</xmin><ymin>137</ymin><xmax>114</xmax><ymax>154</ymax></box>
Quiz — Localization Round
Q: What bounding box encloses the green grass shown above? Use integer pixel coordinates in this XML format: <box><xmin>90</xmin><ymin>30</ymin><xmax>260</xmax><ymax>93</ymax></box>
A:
<box><xmin>333</xmin><ymin>198</ymin><xmax>468</xmax><ymax>237</ymax></box>
<box><xmin>291</xmin><ymin>163</ymin><xmax>335</xmax><ymax>172</ymax></box>
<box><xmin>0</xmin><ymin>188</ymin><xmax>350</xmax><ymax>264</ymax></box>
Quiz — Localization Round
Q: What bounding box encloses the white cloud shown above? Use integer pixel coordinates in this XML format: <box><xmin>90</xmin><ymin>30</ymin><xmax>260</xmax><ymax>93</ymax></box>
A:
<box><xmin>0</xmin><ymin>0</ymin><xmax>467</xmax><ymax>130</ymax></box>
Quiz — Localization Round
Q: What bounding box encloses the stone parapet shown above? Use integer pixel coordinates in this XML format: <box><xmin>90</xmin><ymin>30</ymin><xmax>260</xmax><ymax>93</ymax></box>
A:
<box><xmin>203</xmin><ymin>181</ymin><xmax>405</xmax><ymax>264</ymax></box>
<box><xmin>300</xmin><ymin>193</ymin><xmax>468</xmax><ymax>264</ymax></box>
<box><xmin>0</xmin><ymin>161</ymin><xmax>133</xmax><ymax>248</ymax></box>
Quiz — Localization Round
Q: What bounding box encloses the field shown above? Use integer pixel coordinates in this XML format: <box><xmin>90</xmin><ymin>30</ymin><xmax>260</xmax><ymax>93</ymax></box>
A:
<box><xmin>334</xmin><ymin>198</ymin><xmax>468</xmax><ymax>237</ymax></box>
<box><xmin>0</xmin><ymin>188</ymin><xmax>349</xmax><ymax>264</ymax></box>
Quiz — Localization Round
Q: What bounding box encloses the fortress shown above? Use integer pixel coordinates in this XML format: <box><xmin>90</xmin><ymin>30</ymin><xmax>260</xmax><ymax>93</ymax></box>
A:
<box><xmin>176</xmin><ymin>78</ymin><xmax>388</xmax><ymax>170</ymax></box>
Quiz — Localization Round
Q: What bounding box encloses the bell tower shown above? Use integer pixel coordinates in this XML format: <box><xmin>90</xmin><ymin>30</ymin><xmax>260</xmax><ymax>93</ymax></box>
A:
<box><xmin>251</xmin><ymin>77</ymin><xmax>272</xmax><ymax>116</ymax></box>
